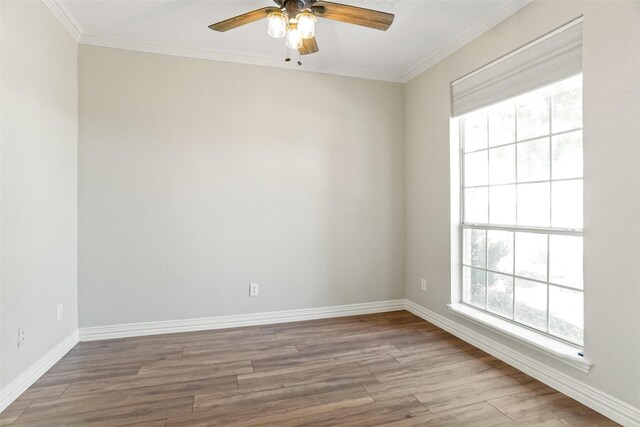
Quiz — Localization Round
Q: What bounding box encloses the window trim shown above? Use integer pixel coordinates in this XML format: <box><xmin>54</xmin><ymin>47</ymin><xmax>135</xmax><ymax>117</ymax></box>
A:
<box><xmin>457</xmin><ymin>77</ymin><xmax>585</xmax><ymax>349</ymax></box>
<box><xmin>448</xmin><ymin>303</ymin><xmax>591</xmax><ymax>373</ymax></box>
<box><xmin>450</xmin><ymin>140</ymin><xmax>590</xmax><ymax>372</ymax></box>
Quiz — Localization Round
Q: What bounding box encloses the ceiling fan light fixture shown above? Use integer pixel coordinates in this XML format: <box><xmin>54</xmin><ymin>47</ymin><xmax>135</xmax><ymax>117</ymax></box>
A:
<box><xmin>267</xmin><ymin>11</ymin><xmax>287</xmax><ymax>38</ymax></box>
<box><xmin>285</xmin><ymin>23</ymin><xmax>303</xmax><ymax>49</ymax></box>
<box><xmin>296</xmin><ymin>10</ymin><xmax>316</xmax><ymax>39</ymax></box>
<box><xmin>209</xmin><ymin>0</ymin><xmax>395</xmax><ymax>58</ymax></box>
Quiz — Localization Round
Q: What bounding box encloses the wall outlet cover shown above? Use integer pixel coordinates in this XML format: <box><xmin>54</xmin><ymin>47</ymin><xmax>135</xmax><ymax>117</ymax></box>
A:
<box><xmin>18</xmin><ymin>328</ymin><xmax>25</xmax><ymax>347</ymax></box>
<box><xmin>421</xmin><ymin>279</ymin><xmax>427</xmax><ymax>291</ymax></box>
<box><xmin>249</xmin><ymin>283</ymin><xmax>259</xmax><ymax>297</ymax></box>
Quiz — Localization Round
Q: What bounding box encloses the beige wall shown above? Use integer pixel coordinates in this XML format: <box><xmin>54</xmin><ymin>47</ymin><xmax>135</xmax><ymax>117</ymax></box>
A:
<box><xmin>405</xmin><ymin>0</ymin><xmax>640</xmax><ymax>409</ymax></box>
<box><xmin>1</xmin><ymin>1</ymin><xmax>78</xmax><ymax>388</ymax></box>
<box><xmin>3</xmin><ymin>0</ymin><xmax>638</xmax><ymax>419</ymax></box>
<box><xmin>78</xmin><ymin>45</ymin><xmax>405</xmax><ymax>327</ymax></box>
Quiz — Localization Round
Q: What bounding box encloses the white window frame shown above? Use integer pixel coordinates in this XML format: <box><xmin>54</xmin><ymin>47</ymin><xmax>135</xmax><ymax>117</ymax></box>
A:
<box><xmin>449</xmin><ymin>77</ymin><xmax>590</xmax><ymax>372</ymax></box>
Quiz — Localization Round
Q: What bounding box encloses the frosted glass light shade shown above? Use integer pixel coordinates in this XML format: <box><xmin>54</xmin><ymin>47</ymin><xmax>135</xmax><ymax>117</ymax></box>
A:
<box><xmin>285</xmin><ymin>23</ymin><xmax>302</xmax><ymax>49</ymax></box>
<box><xmin>267</xmin><ymin>11</ymin><xmax>287</xmax><ymax>38</ymax></box>
<box><xmin>296</xmin><ymin>10</ymin><xmax>316</xmax><ymax>39</ymax></box>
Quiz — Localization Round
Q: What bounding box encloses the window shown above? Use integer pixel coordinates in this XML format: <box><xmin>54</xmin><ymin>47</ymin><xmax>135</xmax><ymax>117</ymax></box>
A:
<box><xmin>459</xmin><ymin>74</ymin><xmax>584</xmax><ymax>345</ymax></box>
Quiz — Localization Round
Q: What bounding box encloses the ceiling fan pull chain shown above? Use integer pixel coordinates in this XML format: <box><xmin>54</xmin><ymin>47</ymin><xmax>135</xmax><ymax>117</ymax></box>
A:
<box><xmin>285</xmin><ymin>45</ymin><xmax>291</xmax><ymax>62</ymax></box>
<box><xmin>297</xmin><ymin>53</ymin><xmax>302</xmax><ymax>66</ymax></box>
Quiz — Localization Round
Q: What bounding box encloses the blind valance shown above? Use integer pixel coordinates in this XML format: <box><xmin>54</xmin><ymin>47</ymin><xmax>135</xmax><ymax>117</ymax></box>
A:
<box><xmin>452</xmin><ymin>19</ymin><xmax>583</xmax><ymax>117</ymax></box>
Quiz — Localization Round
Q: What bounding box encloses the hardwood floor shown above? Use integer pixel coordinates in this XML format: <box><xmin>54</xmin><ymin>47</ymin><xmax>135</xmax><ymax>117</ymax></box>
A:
<box><xmin>1</xmin><ymin>311</ymin><xmax>618</xmax><ymax>426</ymax></box>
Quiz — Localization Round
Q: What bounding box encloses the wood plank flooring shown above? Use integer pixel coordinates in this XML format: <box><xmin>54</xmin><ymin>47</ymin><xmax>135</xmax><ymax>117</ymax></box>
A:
<box><xmin>0</xmin><ymin>311</ymin><xmax>618</xmax><ymax>426</ymax></box>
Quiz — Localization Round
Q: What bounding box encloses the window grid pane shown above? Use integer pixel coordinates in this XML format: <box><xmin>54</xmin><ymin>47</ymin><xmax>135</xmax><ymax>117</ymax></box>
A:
<box><xmin>460</xmin><ymin>76</ymin><xmax>583</xmax><ymax>346</ymax></box>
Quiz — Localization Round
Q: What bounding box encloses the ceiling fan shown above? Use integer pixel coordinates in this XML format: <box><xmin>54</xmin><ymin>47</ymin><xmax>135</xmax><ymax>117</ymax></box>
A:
<box><xmin>208</xmin><ymin>0</ymin><xmax>394</xmax><ymax>59</ymax></box>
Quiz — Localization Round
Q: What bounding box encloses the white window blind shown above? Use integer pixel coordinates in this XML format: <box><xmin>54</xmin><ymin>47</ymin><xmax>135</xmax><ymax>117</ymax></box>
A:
<box><xmin>452</xmin><ymin>19</ymin><xmax>583</xmax><ymax>117</ymax></box>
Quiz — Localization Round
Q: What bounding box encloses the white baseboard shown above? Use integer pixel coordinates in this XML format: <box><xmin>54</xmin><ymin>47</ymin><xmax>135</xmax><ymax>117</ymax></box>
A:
<box><xmin>0</xmin><ymin>330</ymin><xmax>79</xmax><ymax>413</ymax></box>
<box><xmin>79</xmin><ymin>300</ymin><xmax>406</xmax><ymax>341</ymax></box>
<box><xmin>404</xmin><ymin>299</ymin><xmax>640</xmax><ymax>427</ymax></box>
<box><xmin>4</xmin><ymin>300</ymin><xmax>638</xmax><ymax>426</ymax></box>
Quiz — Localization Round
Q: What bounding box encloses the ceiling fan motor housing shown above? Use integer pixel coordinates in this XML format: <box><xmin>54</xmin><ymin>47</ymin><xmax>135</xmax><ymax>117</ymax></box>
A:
<box><xmin>284</xmin><ymin>0</ymin><xmax>306</xmax><ymax>19</ymax></box>
<box><xmin>274</xmin><ymin>0</ymin><xmax>316</xmax><ymax>8</ymax></box>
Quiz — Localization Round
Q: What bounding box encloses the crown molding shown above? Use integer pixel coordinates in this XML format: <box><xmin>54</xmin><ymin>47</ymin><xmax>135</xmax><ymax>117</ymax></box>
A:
<box><xmin>42</xmin><ymin>0</ymin><xmax>529</xmax><ymax>84</ymax></box>
<box><xmin>41</xmin><ymin>0</ymin><xmax>83</xmax><ymax>42</ymax></box>
<box><xmin>401</xmin><ymin>0</ymin><xmax>531</xmax><ymax>83</ymax></box>
<box><xmin>78</xmin><ymin>34</ymin><xmax>404</xmax><ymax>83</ymax></box>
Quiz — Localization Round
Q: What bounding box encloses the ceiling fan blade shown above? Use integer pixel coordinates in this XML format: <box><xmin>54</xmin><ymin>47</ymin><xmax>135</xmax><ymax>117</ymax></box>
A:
<box><xmin>299</xmin><ymin>36</ymin><xmax>319</xmax><ymax>55</ymax></box>
<box><xmin>208</xmin><ymin>7</ymin><xmax>279</xmax><ymax>32</ymax></box>
<box><xmin>311</xmin><ymin>1</ymin><xmax>394</xmax><ymax>31</ymax></box>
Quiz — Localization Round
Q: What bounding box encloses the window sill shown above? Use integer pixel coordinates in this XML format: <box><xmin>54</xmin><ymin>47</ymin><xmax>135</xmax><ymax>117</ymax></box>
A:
<box><xmin>447</xmin><ymin>303</ymin><xmax>592</xmax><ymax>373</ymax></box>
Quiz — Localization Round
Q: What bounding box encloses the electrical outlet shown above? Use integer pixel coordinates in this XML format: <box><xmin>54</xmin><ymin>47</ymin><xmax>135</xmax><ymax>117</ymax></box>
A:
<box><xmin>249</xmin><ymin>283</ymin><xmax>259</xmax><ymax>297</ymax></box>
<box><xmin>17</xmin><ymin>327</ymin><xmax>25</xmax><ymax>347</ymax></box>
<box><xmin>420</xmin><ymin>279</ymin><xmax>427</xmax><ymax>292</ymax></box>
<box><xmin>57</xmin><ymin>304</ymin><xmax>63</xmax><ymax>321</ymax></box>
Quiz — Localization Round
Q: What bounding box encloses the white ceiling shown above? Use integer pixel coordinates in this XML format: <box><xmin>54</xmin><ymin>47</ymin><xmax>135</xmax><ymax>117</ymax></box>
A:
<box><xmin>52</xmin><ymin>0</ymin><xmax>529</xmax><ymax>82</ymax></box>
